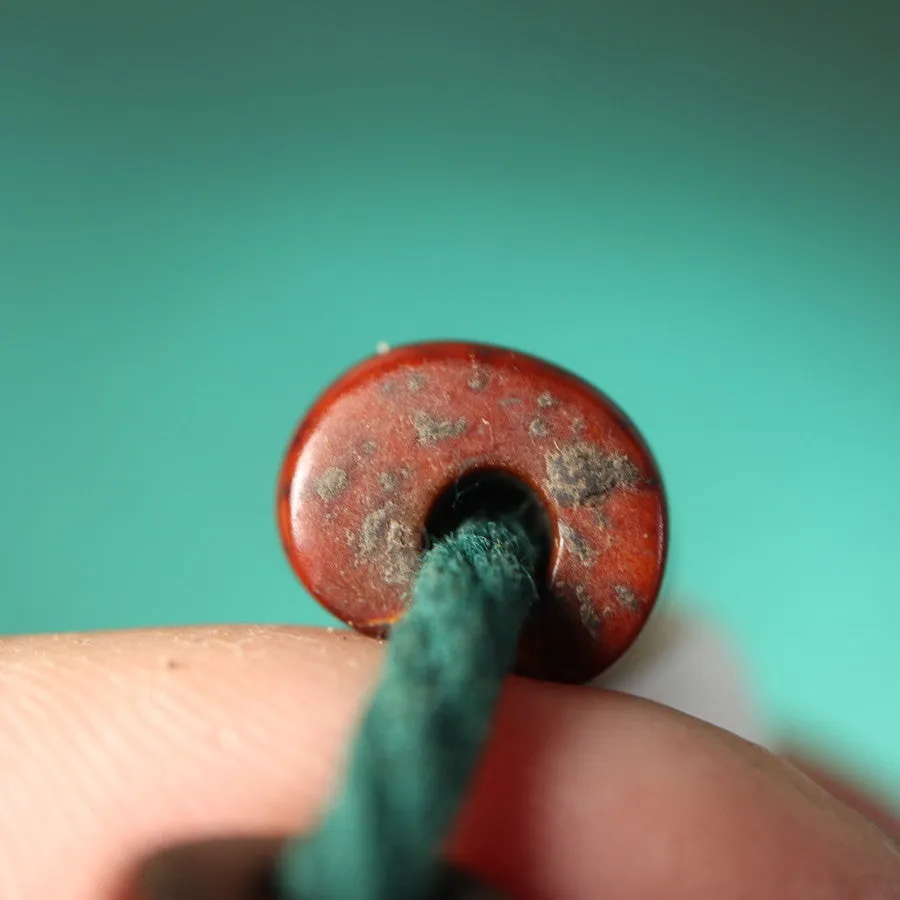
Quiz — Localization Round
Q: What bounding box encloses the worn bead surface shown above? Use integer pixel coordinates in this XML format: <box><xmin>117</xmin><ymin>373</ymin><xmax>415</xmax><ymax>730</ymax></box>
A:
<box><xmin>277</xmin><ymin>342</ymin><xmax>668</xmax><ymax>683</ymax></box>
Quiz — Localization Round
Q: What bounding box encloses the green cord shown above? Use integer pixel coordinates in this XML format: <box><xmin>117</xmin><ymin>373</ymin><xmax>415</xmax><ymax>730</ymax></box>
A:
<box><xmin>277</xmin><ymin>517</ymin><xmax>539</xmax><ymax>900</ymax></box>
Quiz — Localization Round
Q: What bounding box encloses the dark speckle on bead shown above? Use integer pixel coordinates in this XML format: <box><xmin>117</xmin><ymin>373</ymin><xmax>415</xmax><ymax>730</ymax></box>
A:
<box><xmin>528</xmin><ymin>417</ymin><xmax>550</xmax><ymax>438</ymax></box>
<box><xmin>537</xmin><ymin>391</ymin><xmax>557</xmax><ymax>408</ymax></box>
<box><xmin>357</xmin><ymin>503</ymin><xmax>417</xmax><ymax>585</ymax></box>
<box><xmin>614</xmin><ymin>584</ymin><xmax>643</xmax><ymax>611</ymax></box>
<box><xmin>576</xmin><ymin>584</ymin><xmax>602</xmax><ymax>635</ymax></box>
<box><xmin>315</xmin><ymin>467</ymin><xmax>349</xmax><ymax>501</ymax></box>
<box><xmin>379</xmin><ymin>468</ymin><xmax>411</xmax><ymax>494</ymax></box>
<box><xmin>408</xmin><ymin>372</ymin><xmax>428</xmax><ymax>392</ymax></box>
<box><xmin>412</xmin><ymin>411</ymin><xmax>468</xmax><ymax>445</ymax></box>
<box><xmin>560</xmin><ymin>523</ymin><xmax>594</xmax><ymax>561</ymax></box>
<box><xmin>544</xmin><ymin>444</ymin><xmax>639</xmax><ymax>507</ymax></box>
<box><xmin>468</xmin><ymin>367</ymin><xmax>488</xmax><ymax>391</ymax></box>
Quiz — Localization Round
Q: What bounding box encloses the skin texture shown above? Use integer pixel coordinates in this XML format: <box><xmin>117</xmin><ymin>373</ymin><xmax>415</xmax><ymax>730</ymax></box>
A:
<box><xmin>0</xmin><ymin>626</ymin><xmax>897</xmax><ymax>900</ymax></box>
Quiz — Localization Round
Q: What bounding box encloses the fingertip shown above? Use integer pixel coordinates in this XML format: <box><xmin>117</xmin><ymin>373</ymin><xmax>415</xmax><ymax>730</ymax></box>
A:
<box><xmin>778</xmin><ymin>746</ymin><xmax>900</xmax><ymax>839</ymax></box>
<box><xmin>4</xmin><ymin>627</ymin><xmax>899</xmax><ymax>900</ymax></box>
<box><xmin>452</xmin><ymin>679</ymin><xmax>900</xmax><ymax>900</ymax></box>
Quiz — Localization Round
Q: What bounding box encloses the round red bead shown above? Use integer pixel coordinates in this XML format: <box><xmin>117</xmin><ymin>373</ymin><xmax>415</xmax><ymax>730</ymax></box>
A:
<box><xmin>277</xmin><ymin>342</ymin><xmax>668</xmax><ymax>683</ymax></box>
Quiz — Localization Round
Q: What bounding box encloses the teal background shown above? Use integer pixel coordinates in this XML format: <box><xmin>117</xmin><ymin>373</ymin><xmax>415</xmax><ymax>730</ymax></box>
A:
<box><xmin>2</xmin><ymin>3</ymin><xmax>898</xmax><ymax>791</ymax></box>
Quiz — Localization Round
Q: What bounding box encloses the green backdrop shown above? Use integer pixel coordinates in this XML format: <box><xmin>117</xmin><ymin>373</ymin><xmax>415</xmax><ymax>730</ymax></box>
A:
<box><xmin>2</xmin><ymin>2</ymin><xmax>898</xmax><ymax>793</ymax></box>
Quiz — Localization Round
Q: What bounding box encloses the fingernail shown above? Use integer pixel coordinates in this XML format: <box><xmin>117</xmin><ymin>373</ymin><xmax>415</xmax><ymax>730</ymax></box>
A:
<box><xmin>135</xmin><ymin>836</ymin><xmax>284</xmax><ymax>900</ymax></box>
<box><xmin>135</xmin><ymin>835</ymin><xmax>506</xmax><ymax>900</ymax></box>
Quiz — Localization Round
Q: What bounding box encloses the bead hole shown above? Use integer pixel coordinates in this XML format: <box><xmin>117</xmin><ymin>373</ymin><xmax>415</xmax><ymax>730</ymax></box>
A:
<box><xmin>423</xmin><ymin>470</ymin><xmax>552</xmax><ymax>580</ymax></box>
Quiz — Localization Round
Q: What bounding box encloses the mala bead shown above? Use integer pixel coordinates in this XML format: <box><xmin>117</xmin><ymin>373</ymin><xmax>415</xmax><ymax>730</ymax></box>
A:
<box><xmin>277</xmin><ymin>342</ymin><xmax>668</xmax><ymax>684</ymax></box>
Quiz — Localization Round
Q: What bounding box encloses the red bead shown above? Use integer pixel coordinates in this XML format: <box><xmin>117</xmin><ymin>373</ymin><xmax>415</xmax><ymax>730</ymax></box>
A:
<box><xmin>277</xmin><ymin>342</ymin><xmax>668</xmax><ymax>684</ymax></box>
